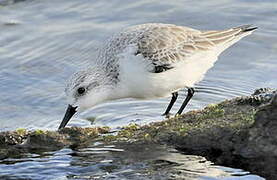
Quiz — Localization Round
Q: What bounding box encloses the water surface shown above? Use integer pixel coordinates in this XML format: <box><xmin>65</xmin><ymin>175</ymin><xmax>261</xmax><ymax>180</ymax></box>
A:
<box><xmin>0</xmin><ymin>0</ymin><xmax>275</xmax><ymax>179</ymax></box>
<box><xmin>0</xmin><ymin>0</ymin><xmax>276</xmax><ymax>131</ymax></box>
<box><xmin>0</xmin><ymin>143</ymin><xmax>264</xmax><ymax>180</ymax></box>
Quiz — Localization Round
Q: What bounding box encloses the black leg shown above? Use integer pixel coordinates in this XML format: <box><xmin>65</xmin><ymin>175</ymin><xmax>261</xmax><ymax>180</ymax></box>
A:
<box><xmin>176</xmin><ymin>88</ymin><xmax>195</xmax><ymax>115</ymax></box>
<box><xmin>162</xmin><ymin>92</ymin><xmax>178</xmax><ymax>116</ymax></box>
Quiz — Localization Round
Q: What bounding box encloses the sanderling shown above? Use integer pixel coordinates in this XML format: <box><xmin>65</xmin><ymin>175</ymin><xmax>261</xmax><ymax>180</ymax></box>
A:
<box><xmin>58</xmin><ymin>23</ymin><xmax>257</xmax><ymax>129</ymax></box>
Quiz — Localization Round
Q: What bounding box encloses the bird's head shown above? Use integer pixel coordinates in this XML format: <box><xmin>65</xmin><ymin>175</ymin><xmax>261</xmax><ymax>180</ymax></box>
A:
<box><xmin>58</xmin><ymin>67</ymin><xmax>114</xmax><ymax>129</ymax></box>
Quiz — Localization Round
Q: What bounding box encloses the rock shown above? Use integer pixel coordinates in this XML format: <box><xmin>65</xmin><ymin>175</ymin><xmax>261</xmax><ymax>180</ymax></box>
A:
<box><xmin>0</xmin><ymin>88</ymin><xmax>276</xmax><ymax>179</ymax></box>
<box><xmin>243</xmin><ymin>93</ymin><xmax>277</xmax><ymax>158</ymax></box>
<box><xmin>105</xmin><ymin>88</ymin><xmax>277</xmax><ymax>179</ymax></box>
<box><xmin>0</xmin><ymin>127</ymin><xmax>110</xmax><ymax>159</ymax></box>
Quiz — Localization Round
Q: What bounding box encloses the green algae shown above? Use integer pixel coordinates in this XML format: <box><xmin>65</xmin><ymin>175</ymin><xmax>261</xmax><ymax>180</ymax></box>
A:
<box><xmin>118</xmin><ymin>123</ymin><xmax>140</xmax><ymax>138</ymax></box>
<box><xmin>102</xmin><ymin>134</ymin><xmax>118</xmax><ymax>142</ymax></box>
<box><xmin>199</xmin><ymin>103</ymin><xmax>225</xmax><ymax>119</ymax></box>
<box><xmin>1</xmin><ymin>88</ymin><xmax>276</xmax><ymax>179</ymax></box>
<box><xmin>1</xmin><ymin>98</ymin><xmax>258</xmax><ymax>150</ymax></box>
<box><xmin>99</xmin><ymin>98</ymin><xmax>258</xmax><ymax>144</ymax></box>
<box><xmin>34</xmin><ymin>129</ymin><xmax>44</xmax><ymax>135</ymax></box>
<box><xmin>15</xmin><ymin>128</ymin><xmax>27</xmax><ymax>136</ymax></box>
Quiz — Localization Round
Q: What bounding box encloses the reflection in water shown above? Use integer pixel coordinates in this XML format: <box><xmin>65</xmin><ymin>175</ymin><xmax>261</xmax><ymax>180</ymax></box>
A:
<box><xmin>0</xmin><ymin>0</ymin><xmax>275</xmax><ymax>179</ymax></box>
<box><xmin>0</xmin><ymin>143</ymin><xmax>264</xmax><ymax>179</ymax></box>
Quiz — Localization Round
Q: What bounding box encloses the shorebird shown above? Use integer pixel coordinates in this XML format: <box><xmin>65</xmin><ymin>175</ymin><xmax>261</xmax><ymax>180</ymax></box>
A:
<box><xmin>58</xmin><ymin>23</ymin><xmax>257</xmax><ymax>129</ymax></box>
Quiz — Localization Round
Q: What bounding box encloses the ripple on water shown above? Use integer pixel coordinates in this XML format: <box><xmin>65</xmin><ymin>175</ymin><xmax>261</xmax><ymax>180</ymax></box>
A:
<box><xmin>0</xmin><ymin>143</ymin><xmax>265</xmax><ymax>179</ymax></box>
<box><xmin>0</xmin><ymin>0</ymin><xmax>275</xmax><ymax>179</ymax></box>
<box><xmin>0</xmin><ymin>0</ymin><xmax>276</xmax><ymax>131</ymax></box>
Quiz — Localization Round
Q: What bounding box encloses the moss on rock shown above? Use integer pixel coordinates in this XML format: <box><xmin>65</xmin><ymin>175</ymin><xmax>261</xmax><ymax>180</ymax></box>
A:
<box><xmin>0</xmin><ymin>88</ymin><xmax>276</xmax><ymax>179</ymax></box>
<box><xmin>0</xmin><ymin>127</ymin><xmax>110</xmax><ymax>159</ymax></box>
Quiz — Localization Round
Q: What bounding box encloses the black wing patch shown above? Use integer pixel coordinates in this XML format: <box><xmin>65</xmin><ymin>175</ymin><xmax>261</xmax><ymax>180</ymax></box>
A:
<box><xmin>135</xmin><ymin>51</ymin><xmax>174</xmax><ymax>73</ymax></box>
<box><xmin>152</xmin><ymin>64</ymin><xmax>174</xmax><ymax>73</ymax></box>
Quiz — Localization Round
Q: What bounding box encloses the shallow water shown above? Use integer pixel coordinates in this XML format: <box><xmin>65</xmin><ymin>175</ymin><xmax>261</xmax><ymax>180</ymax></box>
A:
<box><xmin>0</xmin><ymin>143</ymin><xmax>264</xmax><ymax>180</ymax></box>
<box><xmin>0</xmin><ymin>0</ymin><xmax>276</xmax><ymax>179</ymax></box>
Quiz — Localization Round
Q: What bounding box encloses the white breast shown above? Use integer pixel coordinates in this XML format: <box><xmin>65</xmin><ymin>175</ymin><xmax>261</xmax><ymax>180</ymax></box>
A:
<box><xmin>106</xmin><ymin>24</ymin><xmax>255</xmax><ymax>100</ymax></box>
<box><xmin>116</xmin><ymin>45</ymin><xmax>218</xmax><ymax>99</ymax></box>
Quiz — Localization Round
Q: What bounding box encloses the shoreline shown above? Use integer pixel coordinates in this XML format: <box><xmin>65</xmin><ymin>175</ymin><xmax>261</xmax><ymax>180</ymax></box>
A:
<box><xmin>1</xmin><ymin>88</ymin><xmax>276</xmax><ymax>179</ymax></box>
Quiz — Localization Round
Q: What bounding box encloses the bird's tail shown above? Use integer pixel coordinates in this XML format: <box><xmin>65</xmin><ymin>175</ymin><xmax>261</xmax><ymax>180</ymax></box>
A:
<box><xmin>234</xmin><ymin>24</ymin><xmax>258</xmax><ymax>35</ymax></box>
<box><xmin>201</xmin><ymin>24</ymin><xmax>257</xmax><ymax>54</ymax></box>
<box><xmin>201</xmin><ymin>24</ymin><xmax>257</xmax><ymax>48</ymax></box>
<box><xmin>221</xmin><ymin>25</ymin><xmax>257</xmax><ymax>51</ymax></box>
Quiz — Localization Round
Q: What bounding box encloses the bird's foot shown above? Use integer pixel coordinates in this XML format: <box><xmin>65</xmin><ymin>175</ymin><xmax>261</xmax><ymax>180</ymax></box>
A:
<box><xmin>162</xmin><ymin>112</ymin><xmax>173</xmax><ymax>118</ymax></box>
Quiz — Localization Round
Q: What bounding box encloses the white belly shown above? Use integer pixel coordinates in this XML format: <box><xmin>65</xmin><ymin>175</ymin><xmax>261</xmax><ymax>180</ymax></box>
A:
<box><xmin>118</xmin><ymin>49</ymin><xmax>219</xmax><ymax>99</ymax></box>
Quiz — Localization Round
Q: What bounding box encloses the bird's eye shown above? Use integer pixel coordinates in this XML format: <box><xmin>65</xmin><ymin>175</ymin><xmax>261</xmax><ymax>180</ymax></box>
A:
<box><xmin>77</xmin><ymin>87</ymin><xmax>86</xmax><ymax>95</ymax></box>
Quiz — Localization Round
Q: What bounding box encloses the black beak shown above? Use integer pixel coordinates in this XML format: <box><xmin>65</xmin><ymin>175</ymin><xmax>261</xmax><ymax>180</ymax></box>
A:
<box><xmin>58</xmin><ymin>104</ymin><xmax>77</xmax><ymax>130</ymax></box>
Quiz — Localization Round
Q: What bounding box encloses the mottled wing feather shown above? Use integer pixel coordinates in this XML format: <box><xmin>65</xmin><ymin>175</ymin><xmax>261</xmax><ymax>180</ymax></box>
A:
<box><xmin>136</xmin><ymin>25</ymin><xmax>202</xmax><ymax>65</ymax></box>
<box><xmin>135</xmin><ymin>24</ymin><xmax>250</xmax><ymax>72</ymax></box>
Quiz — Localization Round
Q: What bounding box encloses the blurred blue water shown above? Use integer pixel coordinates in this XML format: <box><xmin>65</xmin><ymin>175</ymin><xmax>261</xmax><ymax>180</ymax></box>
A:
<box><xmin>0</xmin><ymin>0</ymin><xmax>275</xmax><ymax>179</ymax></box>
<box><xmin>0</xmin><ymin>0</ymin><xmax>276</xmax><ymax>131</ymax></box>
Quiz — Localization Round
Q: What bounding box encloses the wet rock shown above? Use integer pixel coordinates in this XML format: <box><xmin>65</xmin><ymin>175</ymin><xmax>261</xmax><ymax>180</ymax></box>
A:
<box><xmin>238</xmin><ymin>93</ymin><xmax>277</xmax><ymax>179</ymax></box>
<box><xmin>237</xmin><ymin>87</ymin><xmax>276</xmax><ymax>106</ymax></box>
<box><xmin>0</xmin><ymin>127</ymin><xmax>110</xmax><ymax>159</ymax></box>
<box><xmin>103</xmin><ymin>88</ymin><xmax>277</xmax><ymax>179</ymax></box>
<box><xmin>243</xmin><ymin>93</ymin><xmax>277</xmax><ymax>158</ymax></box>
<box><xmin>0</xmin><ymin>88</ymin><xmax>276</xmax><ymax>179</ymax></box>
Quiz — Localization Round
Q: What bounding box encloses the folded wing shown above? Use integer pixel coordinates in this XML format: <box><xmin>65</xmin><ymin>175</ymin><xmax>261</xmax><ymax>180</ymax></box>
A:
<box><xmin>134</xmin><ymin>24</ymin><xmax>257</xmax><ymax>73</ymax></box>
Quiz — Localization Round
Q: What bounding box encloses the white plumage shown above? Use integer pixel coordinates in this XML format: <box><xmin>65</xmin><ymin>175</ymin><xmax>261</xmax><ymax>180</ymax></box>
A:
<box><xmin>59</xmin><ymin>23</ymin><xmax>257</xmax><ymax>129</ymax></box>
<box><xmin>95</xmin><ymin>23</ymin><xmax>256</xmax><ymax>100</ymax></box>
